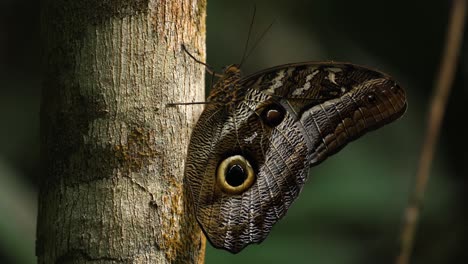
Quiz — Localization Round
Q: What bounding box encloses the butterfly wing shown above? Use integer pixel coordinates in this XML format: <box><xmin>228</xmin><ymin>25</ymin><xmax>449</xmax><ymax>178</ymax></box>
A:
<box><xmin>184</xmin><ymin>62</ymin><xmax>407</xmax><ymax>253</ymax></box>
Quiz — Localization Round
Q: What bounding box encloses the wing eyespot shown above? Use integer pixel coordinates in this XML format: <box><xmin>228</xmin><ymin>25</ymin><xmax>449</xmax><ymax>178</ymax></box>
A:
<box><xmin>366</xmin><ymin>93</ymin><xmax>377</xmax><ymax>103</ymax></box>
<box><xmin>260</xmin><ymin>103</ymin><xmax>286</xmax><ymax>127</ymax></box>
<box><xmin>217</xmin><ymin>155</ymin><xmax>255</xmax><ymax>194</ymax></box>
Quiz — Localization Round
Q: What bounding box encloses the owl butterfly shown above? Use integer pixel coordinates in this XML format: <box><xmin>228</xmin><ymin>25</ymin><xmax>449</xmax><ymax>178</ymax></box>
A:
<box><xmin>184</xmin><ymin>59</ymin><xmax>407</xmax><ymax>253</ymax></box>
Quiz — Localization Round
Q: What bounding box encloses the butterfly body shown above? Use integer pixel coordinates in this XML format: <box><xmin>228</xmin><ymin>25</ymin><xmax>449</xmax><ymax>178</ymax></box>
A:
<box><xmin>184</xmin><ymin>62</ymin><xmax>407</xmax><ymax>253</ymax></box>
<box><xmin>207</xmin><ymin>65</ymin><xmax>244</xmax><ymax>105</ymax></box>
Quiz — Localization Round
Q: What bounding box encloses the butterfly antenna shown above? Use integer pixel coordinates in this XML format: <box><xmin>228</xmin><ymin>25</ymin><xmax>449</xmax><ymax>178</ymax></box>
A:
<box><xmin>182</xmin><ymin>44</ymin><xmax>222</xmax><ymax>77</ymax></box>
<box><xmin>244</xmin><ymin>20</ymin><xmax>275</xmax><ymax>63</ymax></box>
<box><xmin>167</xmin><ymin>101</ymin><xmax>216</xmax><ymax>107</ymax></box>
<box><xmin>239</xmin><ymin>5</ymin><xmax>257</xmax><ymax>68</ymax></box>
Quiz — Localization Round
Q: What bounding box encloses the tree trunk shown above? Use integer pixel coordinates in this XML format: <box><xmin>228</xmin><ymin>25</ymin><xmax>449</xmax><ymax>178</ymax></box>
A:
<box><xmin>37</xmin><ymin>1</ymin><xmax>207</xmax><ymax>263</ymax></box>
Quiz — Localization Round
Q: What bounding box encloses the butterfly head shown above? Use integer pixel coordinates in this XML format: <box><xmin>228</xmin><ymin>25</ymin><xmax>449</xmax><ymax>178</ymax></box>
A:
<box><xmin>222</xmin><ymin>64</ymin><xmax>241</xmax><ymax>76</ymax></box>
<box><xmin>207</xmin><ymin>64</ymin><xmax>244</xmax><ymax>104</ymax></box>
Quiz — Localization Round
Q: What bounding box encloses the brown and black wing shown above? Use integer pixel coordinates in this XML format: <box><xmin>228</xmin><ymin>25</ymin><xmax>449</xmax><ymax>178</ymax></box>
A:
<box><xmin>184</xmin><ymin>62</ymin><xmax>407</xmax><ymax>253</ymax></box>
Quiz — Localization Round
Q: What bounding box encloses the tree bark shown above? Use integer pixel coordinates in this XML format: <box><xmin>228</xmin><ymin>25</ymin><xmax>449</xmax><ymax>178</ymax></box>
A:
<box><xmin>37</xmin><ymin>0</ymin><xmax>207</xmax><ymax>263</ymax></box>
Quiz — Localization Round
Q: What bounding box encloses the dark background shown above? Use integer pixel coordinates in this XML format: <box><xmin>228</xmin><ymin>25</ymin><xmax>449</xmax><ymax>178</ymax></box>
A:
<box><xmin>1</xmin><ymin>0</ymin><xmax>467</xmax><ymax>263</ymax></box>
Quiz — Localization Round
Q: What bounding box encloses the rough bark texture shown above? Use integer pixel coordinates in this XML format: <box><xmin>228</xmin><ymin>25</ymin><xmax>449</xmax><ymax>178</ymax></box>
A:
<box><xmin>37</xmin><ymin>0</ymin><xmax>207</xmax><ymax>263</ymax></box>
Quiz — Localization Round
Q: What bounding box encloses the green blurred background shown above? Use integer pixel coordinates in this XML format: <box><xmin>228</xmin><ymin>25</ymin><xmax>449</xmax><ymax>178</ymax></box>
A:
<box><xmin>0</xmin><ymin>0</ymin><xmax>466</xmax><ymax>263</ymax></box>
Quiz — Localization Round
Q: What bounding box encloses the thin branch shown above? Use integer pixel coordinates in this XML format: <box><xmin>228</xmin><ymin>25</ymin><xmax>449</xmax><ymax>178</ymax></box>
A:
<box><xmin>395</xmin><ymin>1</ymin><xmax>466</xmax><ymax>264</ymax></box>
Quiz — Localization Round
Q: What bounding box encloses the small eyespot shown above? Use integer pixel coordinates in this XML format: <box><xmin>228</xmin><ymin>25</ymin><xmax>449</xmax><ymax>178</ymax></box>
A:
<box><xmin>390</xmin><ymin>84</ymin><xmax>400</xmax><ymax>93</ymax></box>
<box><xmin>367</xmin><ymin>93</ymin><xmax>376</xmax><ymax>103</ymax></box>
<box><xmin>216</xmin><ymin>155</ymin><xmax>255</xmax><ymax>194</ymax></box>
<box><xmin>261</xmin><ymin>103</ymin><xmax>286</xmax><ymax>127</ymax></box>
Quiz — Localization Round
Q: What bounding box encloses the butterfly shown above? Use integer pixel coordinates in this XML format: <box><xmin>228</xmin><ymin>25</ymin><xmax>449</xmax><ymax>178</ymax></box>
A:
<box><xmin>183</xmin><ymin>60</ymin><xmax>407</xmax><ymax>253</ymax></box>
